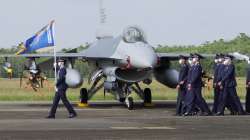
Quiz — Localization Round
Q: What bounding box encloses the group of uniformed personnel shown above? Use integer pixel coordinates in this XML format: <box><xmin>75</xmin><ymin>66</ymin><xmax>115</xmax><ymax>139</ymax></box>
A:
<box><xmin>176</xmin><ymin>53</ymin><xmax>248</xmax><ymax>116</ymax></box>
<box><xmin>213</xmin><ymin>54</ymin><xmax>245</xmax><ymax>115</ymax></box>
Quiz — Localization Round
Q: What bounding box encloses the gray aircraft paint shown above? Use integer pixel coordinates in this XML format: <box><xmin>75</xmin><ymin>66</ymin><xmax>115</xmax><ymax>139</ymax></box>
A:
<box><xmin>112</xmin><ymin>39</ymin><xmax>157</xmax><ymax>69</ymax></box>
<box><xmin>84</xmin><ymin>36</ymin><xmax>122</xmax><ymax>59</ymax></box>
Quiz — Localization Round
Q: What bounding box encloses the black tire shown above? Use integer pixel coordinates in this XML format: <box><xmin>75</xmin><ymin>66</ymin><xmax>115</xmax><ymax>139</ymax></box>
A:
<box><xmin>119</xmin><ymin>98</ymin><xmax>126</xmax><ymax>103</ymax></box>
<box><xmin>80</xmin><ymin>88</ymin><xmax>88</xmax><ymax>104</ymax></box>
<box><xmin>127</xmin><ymin>97</ymin><xmax>134</xmax><ymax>110</ymax></box>
<box><xmin>144</xmin><ymin>88</ymin><xmax>152</xmax><ymax>104</ymax></box>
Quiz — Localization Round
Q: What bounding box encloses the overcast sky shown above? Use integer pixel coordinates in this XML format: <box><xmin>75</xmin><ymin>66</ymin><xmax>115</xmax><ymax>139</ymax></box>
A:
<box><xmin>1</xmin><ymin>0</ymin><xmax>250</xmax><ymax>49</ymax></box>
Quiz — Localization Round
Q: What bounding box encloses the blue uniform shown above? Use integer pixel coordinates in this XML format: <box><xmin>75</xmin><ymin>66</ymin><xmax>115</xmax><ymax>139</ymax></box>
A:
<box><xmin>217</xmin><ymin>64</ymin><xmax>244</xmax><ymax>115</ymax></box>
<box><xmin>49</xmin><ymin>67</ymin><xmax>76</xmax><ymax>117</ymax></box>
<box><xmin>245</xmin><ymin>66</ymin><xmax>250</xmax><ymax>113</ymax></box>
<box><xmin>176</xmin><ymin>63</ymin><xmax>189</xmax><ymax>115</ymax></box>
<box><xmin>212</xmin><ymin>63</ymin><xmax>220</xmax><ymax>113</ymax></box>
<box><xmin>216</xmin><ymin>64</ymin><xmax>237</xmax><ymax>114</ymax></box>
<box><xmin>185</xmin><ymin>64</ymin><xmax>210</xmax><ymax>114</ymax></box>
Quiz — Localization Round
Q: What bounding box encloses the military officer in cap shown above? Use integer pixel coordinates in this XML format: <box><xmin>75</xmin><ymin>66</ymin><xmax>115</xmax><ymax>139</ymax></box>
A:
<box><xmin>212</xmin><ymin>54</ymin><xmax>234</xmax><ymax>114</ymax></box>
<box><xmin>47</xmin><ymin>59</ymin><xmax>77</xmax><ymax>119</ymax></box>
<box><xmin>216</xmin><ymin>54</ymin><xmax>237</xmax><ymax>115</ymax></box>
<box><xmin>184</xmin><ymin>53</ymin><xmax>211</xmax><ymax>116</ymax></box>
<box><xmin>212</xmin><ymin>54</ymin><xmax>220</xmax><ymax>114</ymax></box>
<box><xmin>216</xmin><ymin>54</ymin><xmax>245</xmax><ymax>115</ymax></box>
<box><xmin>176</xmin><ymin>55</ymin><xmax>189</xmax><ymax>116</ymax></box>
<box><xmin>183</xmin><ymin>54</ymin><xmax>200</xmax><ymax>115</ymax></box>
<box><xmin>246</xmin><ymin>63</ymin><xmax>250</xmax><ymax>113</ymax></box>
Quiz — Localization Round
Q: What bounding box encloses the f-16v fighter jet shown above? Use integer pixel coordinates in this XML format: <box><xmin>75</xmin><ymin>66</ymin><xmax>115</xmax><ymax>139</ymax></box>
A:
<box><xmin>2</xmin><ymin>26</ymin><xmax>181</xmax><ymax>110</ymax></box>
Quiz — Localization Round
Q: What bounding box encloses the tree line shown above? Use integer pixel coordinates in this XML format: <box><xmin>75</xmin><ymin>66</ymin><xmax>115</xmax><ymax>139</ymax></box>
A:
<box><xmin>156</xmin><ymin>33</ymin><xmax>250</xmax><ymax>76</ymax></box>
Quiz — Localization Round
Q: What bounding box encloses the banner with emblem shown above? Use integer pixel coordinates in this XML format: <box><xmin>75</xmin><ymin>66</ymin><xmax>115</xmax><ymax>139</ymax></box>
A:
<box><xmin>16</xmin><ymin>20</ymin><xmax>55</xmax><ymax>55</ymax></box>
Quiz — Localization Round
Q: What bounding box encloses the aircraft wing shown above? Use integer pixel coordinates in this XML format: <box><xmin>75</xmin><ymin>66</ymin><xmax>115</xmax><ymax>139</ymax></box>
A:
<box><xmin>0</xmin><ymin>53</ymin><xmax>84</xmax><ymax>58</ymax></box>
<box><xmin>0</xmin><ymin>52</ymin><xmax>123</xmax><ymax>73</ymax></box>
<box><xmin>0</xmin><ymin>52</ymin><xmax>122</xmax><ymax>60</ymax></box>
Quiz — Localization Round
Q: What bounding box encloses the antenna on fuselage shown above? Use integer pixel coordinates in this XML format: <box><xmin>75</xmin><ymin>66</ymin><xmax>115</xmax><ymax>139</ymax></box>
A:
<box><xmin>96</xmin><ymin>0</ymin><xmax>113</xmax><ymax>39</ymax></box>
<box><xmin>99</xmin><ymin>0</ymin><xmax>106</xmax><ymax>25</ymax></box>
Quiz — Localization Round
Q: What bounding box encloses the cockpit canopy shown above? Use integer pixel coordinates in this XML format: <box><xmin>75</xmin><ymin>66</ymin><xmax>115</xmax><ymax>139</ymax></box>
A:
<box><xmin>122</xmin><ymin>26</ymin><xmax>147</xmax><ymax>43</ymax></box>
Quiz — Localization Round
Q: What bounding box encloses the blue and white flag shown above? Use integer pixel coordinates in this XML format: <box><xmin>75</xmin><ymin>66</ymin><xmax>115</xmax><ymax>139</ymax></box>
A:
<box><xmin>17</xmin><ymin>21</ymin><xmax>55</xmax><ymax>54</ymax></box>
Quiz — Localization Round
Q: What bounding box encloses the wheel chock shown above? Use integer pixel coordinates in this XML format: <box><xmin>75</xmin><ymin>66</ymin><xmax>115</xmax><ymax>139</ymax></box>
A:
<box><xmin>78</xmin><ymin>102</ymin><xmax>89</xmax><ymax>107</ymax></box>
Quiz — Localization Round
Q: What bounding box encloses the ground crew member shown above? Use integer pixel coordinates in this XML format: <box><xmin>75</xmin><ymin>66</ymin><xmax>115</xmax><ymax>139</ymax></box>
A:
<box><xmin>47</xmin><ymin>59</ymin><xmax>77</xmax><ymax>119</ymax></box>
<box><xmin>216</xmin><ymin>55</ymin><xmax>245</xmax><ymax>115</ymax></box>
<box><xmin>3</xmin><ymin>62</ymin><xmax>13</xmax><ymax>79</ymax></box>
<box><xmin>176</xmin><ymin>55</ymin><xmax>189</xmax><ymax>116</ymax></box>
<box><xmin>184</xmin><ymin>53</ymin><xmax>211</xmax><ymax>116</ymax></box>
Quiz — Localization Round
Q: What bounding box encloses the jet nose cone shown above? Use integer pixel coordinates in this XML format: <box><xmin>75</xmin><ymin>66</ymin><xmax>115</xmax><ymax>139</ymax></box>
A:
<box><xmin>130</xmin><ymin>45</ymin><xmax>157</xmax><ymax>69</ymax></box>
<box><xmin>138</xmin><ymin>56</ymin><xmax>157</xmax><ymax>68</ymax></box>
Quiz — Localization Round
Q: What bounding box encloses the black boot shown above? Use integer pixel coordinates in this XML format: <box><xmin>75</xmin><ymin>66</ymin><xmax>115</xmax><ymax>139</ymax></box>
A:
<box><xmin>68</xmin><ymin>113</ymin><xmax>77</xmax><ymax>118</ymax></box>
<box><xmin>46</xmin><ymin>115</ymin><xmax>55</xmax><ymax>119</ymax></box>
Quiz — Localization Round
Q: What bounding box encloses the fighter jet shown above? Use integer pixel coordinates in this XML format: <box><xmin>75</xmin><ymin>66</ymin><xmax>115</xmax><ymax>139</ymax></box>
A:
<box><xmin>1</xmin><ymin>26</ymin><xmax>182</xmax><ymax>110</ymax></box>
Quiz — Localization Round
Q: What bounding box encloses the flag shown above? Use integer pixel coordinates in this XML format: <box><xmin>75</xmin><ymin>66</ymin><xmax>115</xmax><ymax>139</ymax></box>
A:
<box><xmin>16</xmin><ymin>20</ymin><xmax>55</xmax><ymax>55</ymax></box>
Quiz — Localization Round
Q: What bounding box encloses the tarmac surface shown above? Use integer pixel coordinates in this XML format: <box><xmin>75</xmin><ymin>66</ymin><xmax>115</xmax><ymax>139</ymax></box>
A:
<box><xmin>0</xmin><ymin>101</ymin><xmax>249</xmax><ymax>140</ymax></box>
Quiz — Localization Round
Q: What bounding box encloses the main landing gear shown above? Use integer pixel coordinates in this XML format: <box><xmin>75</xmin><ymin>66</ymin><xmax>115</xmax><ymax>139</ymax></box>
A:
<box><xmin>78</xmin><ymin>83</ymin><xmax>153</xmax><ymax>110</ymax></box>
<box><xmin>125</xmin><ymin>97</ymin><xmax>134</xmax><ymax>110</ymax></box>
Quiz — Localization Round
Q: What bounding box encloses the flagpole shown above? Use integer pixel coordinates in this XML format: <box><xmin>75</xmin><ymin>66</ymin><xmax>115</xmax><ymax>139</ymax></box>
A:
<box><xmin>51</xmin><ymin>20</ymin><xmax>57</xmax><ymax>85</ymax></box>
<box><xmin>54</xmin><ymin>45</ymin><xmax>57</xmax><ymax>85</ymax></box>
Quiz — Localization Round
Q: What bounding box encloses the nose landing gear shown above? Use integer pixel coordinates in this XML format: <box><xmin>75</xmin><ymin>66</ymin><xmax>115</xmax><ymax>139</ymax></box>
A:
<box><xmin>125</xmin><ymin>97</ymin><xmax>134</xmax><ymax>110</ymax></box>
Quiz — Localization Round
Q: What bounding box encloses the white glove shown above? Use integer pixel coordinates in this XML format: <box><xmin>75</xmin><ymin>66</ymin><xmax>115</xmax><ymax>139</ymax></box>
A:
<box><xmin>55</xmin><ymin>86</ymin><xmax>58</xmax><ymax>92</ymax></box>
<box><xmin>54</xmin><ymin>63</ymin><xmax>58</xmax><ymax>68</ymax></box>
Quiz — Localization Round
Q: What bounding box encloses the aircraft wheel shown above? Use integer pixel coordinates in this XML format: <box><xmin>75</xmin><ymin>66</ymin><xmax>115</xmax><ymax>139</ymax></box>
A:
<box><xmin>126</xmin><ymin>97</ymin><xmax>134</xmax><ymax>110</ymax></box>
<box><xmin>143</xmin><ymin>88</ymin><xmax>152</xmax><ymax>104</ymax></box>
<box><xmin>80</xmin><ymin>88</ymin><xmax>88</xmax><ymax>104</ymax></box>
<box><xmin>119</xmin><ymin>98</ymin><xmax>126</xmax><ymax>103</ymax></box>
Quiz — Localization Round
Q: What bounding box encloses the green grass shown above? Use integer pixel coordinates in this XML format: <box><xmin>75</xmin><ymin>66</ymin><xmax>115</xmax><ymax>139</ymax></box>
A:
<box><xmin>0</xmin><ymin>78</ymin><xmax>247</xmax><ymax>101</ymax></box>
